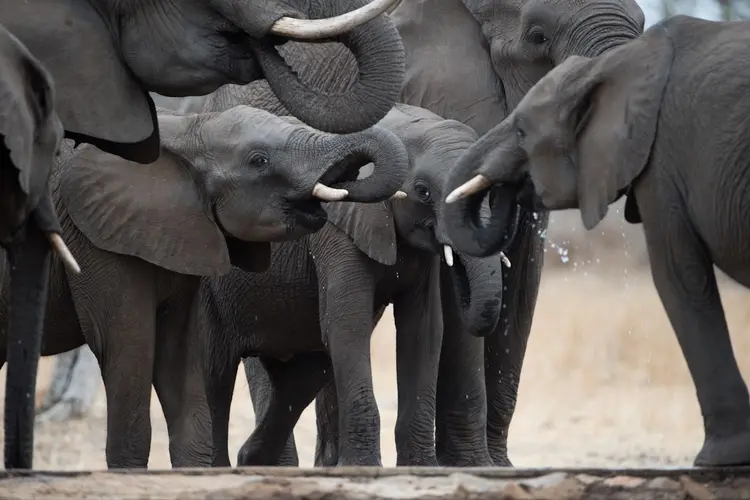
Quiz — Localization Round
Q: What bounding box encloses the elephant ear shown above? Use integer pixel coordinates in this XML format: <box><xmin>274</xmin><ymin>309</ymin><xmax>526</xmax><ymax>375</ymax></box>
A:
<box><xmin>324</xmin><ymin>200</ymin><xmax>397</xmax><ymax>266</ymax></box>
<box><xmin>0</xmin><ymin>2</ymin><xmax>159</xmax><ymax>164</ymax></box>
<box><xmin>60</xmin><ymin>144</ymin><xmax>232</xmax><ymax>276</ymax></box>
<box><xmin>391</xmin><ymin>0</ymin><xmax>506</xmax><ymax>135</ymax></box>
<box><xmin>570</xmin><ymin>26</ymin><xmax>673</xmax><ymax>230</ymax></box>
<box><xmin>0</xmin><ymin>24</ymin><xmax>62</xmax><ymax>199</ymax></box>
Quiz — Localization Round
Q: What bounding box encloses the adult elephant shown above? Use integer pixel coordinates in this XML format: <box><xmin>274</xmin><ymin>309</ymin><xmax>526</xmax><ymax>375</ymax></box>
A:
<box><xmin>386</xmin><ymin>0</ymin><xmax>644</xmax><ymax>466</ymax></box>
<box><xmin>0</xmin><ymin>23</ymin><xmax>82</xmax><ymax>470</ymax></box>
<box><xmin>190</xmin><ymin>103</ymin><xmax>505</xmax><ymax>467</ymax></box>
<box><xmin>0</xmin><ymin>0</ymin><xmax>404</xmax><ymax>470</ymax></box>
<box><xmin>442</xmin><ymin>17</ymin><xmax>750</xmax><ymax>467</ymax></box>
<box><xmin>0</xmin><ymin>105</ymin><xmax>408</xmax><ymax>469</ymax></box>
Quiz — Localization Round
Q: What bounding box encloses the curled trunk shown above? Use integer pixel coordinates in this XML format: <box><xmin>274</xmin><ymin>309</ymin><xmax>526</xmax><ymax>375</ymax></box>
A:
<box><xmin>253</xmin><ymin>0</ymin><xmax>405</xmax><ymax>134</ymax></box>
<box><xmin>4</xmin><ymin>223</ymin><xmax>51</xmax><ymax>469</ymax></box>
<box><xmin>446</xmin><ymin>254</ymin><xmax>504</xmax><ymax>338</ymax></box>
<box><xmin>315</xmin><ymin>125</ymin><xmax>408</xmax><ymax>202</ymax></box>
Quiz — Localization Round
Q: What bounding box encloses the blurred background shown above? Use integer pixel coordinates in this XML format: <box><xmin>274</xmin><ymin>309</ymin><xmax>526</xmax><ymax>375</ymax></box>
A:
<box><xmin>1</xmin><ymin>0</ymin><xmax>749</xmax><ymax>470</ymax></box>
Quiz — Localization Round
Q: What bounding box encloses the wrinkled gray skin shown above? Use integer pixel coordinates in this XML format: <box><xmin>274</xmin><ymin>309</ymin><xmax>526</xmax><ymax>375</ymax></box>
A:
<box><xmin>0</xmin><ymin>23</ymin><xmax>65</xmax><ymax>470</ymax></box>
<box><xmin>390</xmin><ymin>0</ymin><xmax>644</xmax><ymax>466</ymax></box>
<box><xmin>0</xmin><ymin>0</ymin><xmax>405</xmax><ymax>164</ymax></box>
<box><xmin>190</xmin><ymin>103</ymin><xmax>503</xmax><ymax>467</ymax></box>
<box><xmin>0</xmin><ymin>105</ymin><xmax>407</xmax><ymax>469</ymax></box>
<box><xmin>443</xmin><ymin>16</ymin><xmax>750</xmax><ymax>467</ymax></box>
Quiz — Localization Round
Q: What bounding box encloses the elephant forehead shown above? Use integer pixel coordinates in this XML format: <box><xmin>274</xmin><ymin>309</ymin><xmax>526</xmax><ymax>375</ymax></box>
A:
<box><xmin>211</xmin><ymin>108</ymin><xmax>296</xmax><ymax>145</ymax></box>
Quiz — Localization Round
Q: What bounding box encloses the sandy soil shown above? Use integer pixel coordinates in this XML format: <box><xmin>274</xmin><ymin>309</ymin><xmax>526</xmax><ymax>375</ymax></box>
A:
<box><xmin>1</xmin><ymin>207</ymin><xmax>749</xmax><ymax>471</ymax></box>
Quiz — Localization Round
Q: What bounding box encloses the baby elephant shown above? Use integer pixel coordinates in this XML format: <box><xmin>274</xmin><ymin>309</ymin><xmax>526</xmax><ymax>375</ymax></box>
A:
<box><xmin>0</xmin><ymin>104</ymin><xmax>408</xmax><ymax>469</ymax></box>
<box><xmin>443</xmin><ymin>16</ymin><xmax>750</xmax><ymax>467</ymax></box>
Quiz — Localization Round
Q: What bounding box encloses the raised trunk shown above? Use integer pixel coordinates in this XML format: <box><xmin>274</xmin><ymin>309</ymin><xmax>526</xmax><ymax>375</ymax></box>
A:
<box><xmin>315</xmin><ymin>126</ymin><xmax>408</xmax><ymax>202</ymax></box>
<box><xmin>253</xmin><ymin>0</ymin><xmax>405</xmax><ymax>134</ymax></box>
<box><xmin>3</xmin><ymin>223</ymin><xmax>51</xmax><ymax>469</ymax></box>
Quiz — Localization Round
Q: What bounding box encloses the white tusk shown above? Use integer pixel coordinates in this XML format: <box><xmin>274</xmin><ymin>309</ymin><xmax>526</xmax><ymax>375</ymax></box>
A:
<box><xmin>390</xmin><ymin>190</ymin><xmax>407</xmax><ymax>200</ymax></box>
<box><xmin>312</xmin><ymin>183</ymin><xmax>349</xmax><ymax>201</ymax></box>
<box><xmin>443</xmin><ymin>245</ymin><xmax>454</xmax><ymax>267</ymax></box>
<box><xmin>500</xmin><ymin>251</ymin><xmax>511</xmax><ymax>268</ymax></box>
<box><xmin>269</xmin><ymin>0</ymin><xmax>401</xmax><ymax>39</ymax></box>
<box><xmin>48</xmin><ymin>233</ymin><xmax>81</xmax><ymax>274</ymax></box>
<box><xmin>445</xmin><ymin>174</ymin><xmax>492</xmax><ymax>204</ymax></box>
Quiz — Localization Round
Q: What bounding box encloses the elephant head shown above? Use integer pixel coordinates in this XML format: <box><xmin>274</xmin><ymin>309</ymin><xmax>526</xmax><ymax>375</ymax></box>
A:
<box><xmin>443</xmin><ymin>26</ymin><xmax>673</xmax><ymax>253</ymax></box>
<box><xmin>59</xmin><ymin>105</ymin><xmax>408</xmax><ymax>275</ymax></box>
<box><xmin>0</xmin><ymin>0</ymin><xmax>405</xmax><ymax>163</ymax></box>
<box><xmin>325</xmin><ymin>104</ymin><xmax>505</xmax><ymax>336</ymax></box>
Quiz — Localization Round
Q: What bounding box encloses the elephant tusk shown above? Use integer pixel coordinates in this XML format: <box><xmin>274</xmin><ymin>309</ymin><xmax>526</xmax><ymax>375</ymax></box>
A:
<box><xmin>269</xmin><ymin>0</ymin><xmax>401</xmax><ymax>39</ymax></box>
<box><xmin>312</xmin><ymin>183</ymin><xmax>349</xmax><ymax>201</ymax></box>
<box><xmin>390</xmin><ymin>190</ymin><xmax>407</xmax><ymax>200</ymax></box>
<box><xmin>48</xmin><ymin>232</ymin><xmax>81</xmax><ymax>275</ymax></box>
<box><xmin>445</xmin><ymin>174</ymin><xmax>492</xmax><ymax>204</ymax></box>
<box><xmin>500</xmin><ymin>251</ymin><xmax>511</xmax><ymax>268</ymax></box>
<box><xmin>443</xmin><ymin>245</ymin><xmax>454</xmax><ymax>267</ymax></box>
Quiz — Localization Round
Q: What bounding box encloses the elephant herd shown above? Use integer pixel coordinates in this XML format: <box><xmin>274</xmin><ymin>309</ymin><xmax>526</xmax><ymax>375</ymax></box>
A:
<box><xmin>0</xmin><ymin>0</ymin><xmax>749</xmax><ymax>474</ymax></box>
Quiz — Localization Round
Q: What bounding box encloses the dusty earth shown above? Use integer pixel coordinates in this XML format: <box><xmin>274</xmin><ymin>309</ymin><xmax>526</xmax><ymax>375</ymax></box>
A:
<box><xmin>1</xmin><ymin>205</ymin><xmax>749</xmax><ymax>473</ymax></box>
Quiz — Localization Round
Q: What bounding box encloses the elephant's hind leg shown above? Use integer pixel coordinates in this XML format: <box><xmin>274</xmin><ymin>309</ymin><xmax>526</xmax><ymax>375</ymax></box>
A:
<box><xmin>641</xmin><ymin>187</ymin><xmax>750</xmax><ymax>466</ymax></box>
<box><xmin>237</xmin><ymin>352</ymin><xmax>332</xmax><ymax>466</ymax></box>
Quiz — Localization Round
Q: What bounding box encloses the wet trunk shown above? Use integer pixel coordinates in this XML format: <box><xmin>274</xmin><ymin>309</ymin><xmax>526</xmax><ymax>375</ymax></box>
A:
<box><xmin>253</xmin><ymin>0</ymin><xmax>405</xmax><ymax>134</ymax></box>
<box><xmin>314</xmin><ymin>126</ymin><xmax>408</xmax><ymax>202</ymax></box>
<box><xmin>446</xmin><ymin>254</ymin><xmax>504</xmax><ymax>338</ymax></box>
<box><xmin>3</xmin><ymin>223</ymin><xmax>51</xmax><ymax>469</ymax></box>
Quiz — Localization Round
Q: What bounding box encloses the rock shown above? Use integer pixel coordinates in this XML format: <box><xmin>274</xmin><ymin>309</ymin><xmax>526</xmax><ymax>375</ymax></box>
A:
<box><xmin>601</xmin><ymin>475</ymin><xmax>646</xmax><ymax>488</ymax></box>
<box><xmin>645</xmin><ymin>477</ymin><xmax>682</xmax><ymax>491</ymax></box>
<box><xmin>574</xmin><ymin>474</ymin><xmax>601</xmax><ymax>486</ymax></box>
<box><xmin>500</xmin><ymin>482</ymin><xmax>534</xmax><ymax>500</ymax></box>
<box><xmin>679</xmin><ymin>476</ymin><xmax>716</xmax><ymax>500</ymax></box>
<box><xmin>519</xmin><ymin>473</ymin><xmax>570</xmax><ymax>490</ymax></box>
<box><xmin>532</xmin><ymin>478</ymin><xmax>585</xmax><ymax>500</ymax></box>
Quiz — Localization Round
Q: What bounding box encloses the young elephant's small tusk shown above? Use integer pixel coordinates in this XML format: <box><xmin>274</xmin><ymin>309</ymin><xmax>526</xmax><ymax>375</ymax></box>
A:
<box><xmin>48</xmin><ymin>232</ymin><xmax>81</xmax><ymax>274</ymax></box>
<box><xmin>269</xmin><ymin>0</ymin><xmax>400</xmax><ymax>39</ymax></box>
<box><xmin>445</xmin><ymin>174</ymin><xmax>492</xmax><ymax>204</ymax></box>
<box><xmin>390</xmin><ymin>190</ymin><xmax>407</xmax><ymax>200</ymax></box>
<box><xmin>500</xmin><ymin>251</ymin><xmax>511</xmax><ymax>268</ymax></box>
<box><xmin>312</xmin><ymin>183</ymin><xmax>349</xmax><ymax>202</ymax></box>
<box><xmin>443</xmin><ymin>245</ymin><xmax>454</xmax><ymax>267</ymax></box>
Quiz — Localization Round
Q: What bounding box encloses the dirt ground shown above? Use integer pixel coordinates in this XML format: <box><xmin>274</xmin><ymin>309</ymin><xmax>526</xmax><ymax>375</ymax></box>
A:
<box><xmin>1</xmin><ymin>206</ymin><xmax>749</xmax><ymax>471</ymax></box>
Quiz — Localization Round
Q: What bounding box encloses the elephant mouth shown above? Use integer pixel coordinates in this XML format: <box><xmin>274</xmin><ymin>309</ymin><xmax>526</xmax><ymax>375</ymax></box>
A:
<box><xmin>287</xmin><ymin>199</ymin><xmax>328</xmax><ymax>231</ymax></box>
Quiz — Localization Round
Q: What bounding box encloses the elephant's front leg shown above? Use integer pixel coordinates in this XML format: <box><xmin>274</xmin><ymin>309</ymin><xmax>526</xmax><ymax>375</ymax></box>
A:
<box><xmin>315</xmin><ymin>243</ymin><xmax>380</xmax><ymax>466</ymax></box>
<box><xmin>392</xmin><ymin>259</ymin><xmax>442</xmax><ymax>466</ymax></box>
<box><xmin>68</xmin><ymin>255</ymin><xmax>157</xmax><ymax>469</ymax></box>
<box><xmin>238</xmin><ymin>353</ymin><xmax>332</xmax><ymax>466</ymax></box>
<box><xmin>435</xmin><ymin>268</ymin><xmax>492</xmax><ymax>467</ymax></box>
<box><xmin>243</xmin><ymin>357</ymin><xmax>300</xmax><ymax>466</ymax></box>
<box><xmin>485</xmin><ymin>208</ymin><xmax>544</xmax><ymax>466</ymax></box>
<box><xmin>639</xmin><ymin>185</ymin><xmax>750</xmax><ymax>466</ymax></box>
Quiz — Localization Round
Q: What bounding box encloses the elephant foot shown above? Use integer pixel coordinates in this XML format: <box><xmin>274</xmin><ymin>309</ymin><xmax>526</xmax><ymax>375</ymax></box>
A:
<box><xmin>337</xmin><ymin>456</ymin><xmax>382</xmax><ymax>467</ymax></box>
<box><xmin>36</xmin><ymin>398</ymin><xmax>88</xmax><ymax>423</ymax></box>
<box><xmin>437</xmin><ymin>452</ymin><xmax>494</xmax><ymax>467</ymax></box>
<box><xmin>695</xmin><ymin>431</ymin><xmax>750</xmax><ymax>467</ymax></box>
<box><xmin>237</xmin><ymin>441</ymin><xmax>298</xmax><ymax>467</ymax></box>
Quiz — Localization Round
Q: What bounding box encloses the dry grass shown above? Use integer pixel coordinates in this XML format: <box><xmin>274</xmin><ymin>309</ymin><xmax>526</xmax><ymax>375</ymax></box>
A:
<box><xmin>2</xmin><ymin>206</ymin><xmax>750</xmax><ymax>469</ymax></box>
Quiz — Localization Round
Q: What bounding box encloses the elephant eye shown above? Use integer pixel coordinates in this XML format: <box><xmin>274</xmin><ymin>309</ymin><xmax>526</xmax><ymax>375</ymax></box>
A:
<box><xmin>516</xmin><ymin>127</ymin><xmax>526</xmax><ymax>140</ymax></box>
<box><xmin>414</xmin><ymin>182</ymin><xmax>431</xmax><ymax>203</ymax></box>
<box><xmin>527</xmin><ymin>29</ymin><xmax>548</xmax><ymax>45</ymax></box>
<box><xmin>247</xmin><ymin>151</ymin><xmax>269</xmax><ymax>168</ymax></box>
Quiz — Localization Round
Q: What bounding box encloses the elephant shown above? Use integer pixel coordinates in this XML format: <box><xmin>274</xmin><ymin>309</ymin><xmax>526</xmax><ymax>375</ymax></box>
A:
<box><xmin>185</xmin><ymin>102</ymin><xmax>506</xmax><ymax>468</ymax></box>
<box><xmin>0</xmin><ymin>23</ymin><xmax>84</xmax><ymax>469</ymax></box>
<box><xmin>0</xmin><ymin>104</ymin><xmax>408</xmax><ymax>469</ymax></box>
<box><xmin>441</xmin><ymin>16</ymin><xmax>750</xmax><ymax>467</ymax></box>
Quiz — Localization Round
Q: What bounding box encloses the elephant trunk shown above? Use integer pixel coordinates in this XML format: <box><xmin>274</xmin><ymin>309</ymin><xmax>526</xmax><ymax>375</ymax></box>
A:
<box><xmin>442</xmin><ymin>121</ymin><xmax>524</xmax><ymax>258</ymax></box>
<box><xmin>4</xmin><ymin>223</ymin><xmax>51</xmax><ymax>469</ymax></box>
<box><xmin>314</xmin><ymin>125</ymin><xmax>408</xmax><ymax>203</ymax></box>
<box><xmin>447</xmin><ymin>254</ymin><xmax>504</xmax><ymax>338</ymax></box>
<box><xmin>564</xmin><ymin>5</ymin><xmax>643</xmax><ymax>61</ymax></box>
<box><xmin>252</xmin><ymin>0</ymin><xmax>405</xmax><ymax>134</ymax></box>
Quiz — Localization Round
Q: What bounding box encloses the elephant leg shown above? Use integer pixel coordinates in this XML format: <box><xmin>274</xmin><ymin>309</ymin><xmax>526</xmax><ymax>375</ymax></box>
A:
<box><xmin>314</xmin><ymin>378</ymin><xmax>340</xmax><ymax>467</ymax></box>
<box><xmin>435</xmin><ymin>269</ymin><xmax>492</xmax><ymax>467</ymax></box>
<box><xmin>242</xmin><ymin>357</ymin><xmax>299</xmax><ymax>466</ymax></box>
<box><xmin>640</xmin><ymin>197</ymin><xmax>750</xmax><ymax>466</ymax></box>
<box><xmin>238</xmin><ymin>353</ymin><xmax>332</xmax><ymax>466</ymax></box>
<box><xmin>206</xmin><ymin>353</ymin><xmax>239</xmax><ymax>467</ymax></box>
<box><xmin>68</xmin><ymin>252</ymin><xmax>157</xmax><ymax>469</ymax></box>
<box><xmin>485</xmin><ymin>209</ymin><xmax>544</xmax><ymax>466</ymax></box>
<box><xmin>153</xmin><ymin>291</ymin><xmax>213</xmax><ymax>468</ymax></box>
<box><xmin>391</xmin><ymin>262</ymin><xmax>442</xmax><ymax>466</ymax></box>
<box><xmin>37</xmin><ymin>346</ymin><xmax>101</xmax><ymax>423</ymax></box>
<box><xmin>4</xmin><ymin>223</ymin><xmax>51</xmax><ymax>469</ymax></box>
